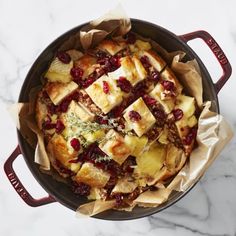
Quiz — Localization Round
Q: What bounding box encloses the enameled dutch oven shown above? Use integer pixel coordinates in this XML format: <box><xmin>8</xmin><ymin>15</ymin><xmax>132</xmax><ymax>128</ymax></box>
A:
<box><xmin>4</xmin><ymin>19</ymin><xmax>232</xmax><ymax>220</ymax></box>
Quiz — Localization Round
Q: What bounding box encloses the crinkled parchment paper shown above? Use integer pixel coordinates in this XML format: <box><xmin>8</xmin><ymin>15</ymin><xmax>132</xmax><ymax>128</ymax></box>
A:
<box><xmin>10</xmin><ymin>5</ymin><xmax>233</xmax><ymax>217</ymax></box>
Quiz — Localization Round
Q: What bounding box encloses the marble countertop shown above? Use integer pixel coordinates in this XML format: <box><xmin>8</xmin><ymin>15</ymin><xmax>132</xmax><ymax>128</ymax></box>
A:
<box><xmin>1</xmin><ymin>0</ymin><xmax>236</xmax><ymax>235</ymax></box>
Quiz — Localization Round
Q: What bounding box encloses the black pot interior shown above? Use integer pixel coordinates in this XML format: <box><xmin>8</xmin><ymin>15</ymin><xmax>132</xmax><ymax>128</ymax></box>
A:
<box><xmin>18</xmin><ymin>19</ymin><xmax>219</xmax><ymax>220</ymax></box>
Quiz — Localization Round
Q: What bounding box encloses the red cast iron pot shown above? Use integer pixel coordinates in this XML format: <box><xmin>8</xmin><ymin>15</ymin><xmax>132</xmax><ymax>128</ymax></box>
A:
<box><xmin>4</xmin><ymin>19</ymin><xmax>232</xmax><ymax>220</ymax></box>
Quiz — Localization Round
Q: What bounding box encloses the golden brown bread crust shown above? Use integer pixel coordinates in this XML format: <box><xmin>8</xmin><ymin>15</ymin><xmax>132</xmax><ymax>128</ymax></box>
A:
<box><xmin>97</xmin><ymin>39</ymin><xmax>126</xmax><ymax>55</ymax></box>
<box><xmin>47</xmin><ymin>134</ymin><xmax>78</xmax><ymax>168</ymax></box>
<box><xmin>75</xmin><ymin>162</ymin><xmax>110</xmax><ymax>188</ymax></box>
<box><xmin>74</xmin><ymin>55</ymin><xmax>98</xmax><ymax>78</ymax></box>
<box><xmin>44</xmin><ymin>81</ymin><xmax>78</xmax><ymax>105</ymax></box>
<box><xmin>143</xmin><ymin>50</ymin><xmax>167</xmax><ymax>72</ymax></box>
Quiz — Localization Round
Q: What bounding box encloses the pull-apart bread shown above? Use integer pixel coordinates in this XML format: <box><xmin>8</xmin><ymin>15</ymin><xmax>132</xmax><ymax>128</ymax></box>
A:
<box><xmin>36</xmin><ymin>33</ymin><xmax>198</xmax><ymax>209</ymax></box>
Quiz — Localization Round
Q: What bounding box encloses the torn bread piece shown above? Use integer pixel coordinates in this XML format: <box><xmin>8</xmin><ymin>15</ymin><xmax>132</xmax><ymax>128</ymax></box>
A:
<box><xmin>123</xmin><ymin>97</ymin><xmax>156</xmax><ymax>137</ymax></box>
<box><xmin>111</xmin><ymin>177</ymin><xmax>138</xmax><ymax>194</ymax></box>
<box><xmin>85</xmin><ymin>74</ymin><xmax>123</xmax><ymax>114</ymax></box>
<box><xmin>97</xmin><ymin>39</ymin><xmax>126</xmax><ymax>55</ymax></box>
<box><xmin>74</xmin><ymin>54</ymin><xmax>98</xmax><ymax>79</ymax></box>
<box><xmin>142</xmin><ymin>50</ymin><xmax>167</xmax><ymax>72</ymax></box>
<box><xmin>45</xmin><ymin>81</ymin><xmax>78</xmax><ymax>105</ymax></box>
<box><xmin>99</xmin><ymin>129</ymin><xmax>131</xmax><ymax>165</ymax></box>
<box><xmin>108</xmin><ymin>56</ymin><xmax>146</xmax><ymax>86</ymax></box>
<box><xmin>149</xmin><ymin>83</ymin><xmax>175</xmax><ymax>114</ymax></box>
<box><xmin>45</xmin><ymin>57</ymin><xmax>73</xmax><ymax>83</ymax></box>
<box><xmin>75</xmin><ymin>162</ymin><xmax>110</xmax><ymax>188</ymax></box>
<box><xmin>161</xmin><ymin>66</ymin><xmax>183</xmax><ymax>94</ymax></box>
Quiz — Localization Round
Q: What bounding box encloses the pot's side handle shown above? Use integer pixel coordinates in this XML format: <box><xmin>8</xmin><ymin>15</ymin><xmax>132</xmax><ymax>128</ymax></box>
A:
<box><xmin>4</xmin><ymin>146</ymin><xmax>56</xmax><ymax>207</ymax></box>
<box><xmin>179</xmin><ymin>30</ymin><xmax>232</xmax><ymax>94</ymax></box>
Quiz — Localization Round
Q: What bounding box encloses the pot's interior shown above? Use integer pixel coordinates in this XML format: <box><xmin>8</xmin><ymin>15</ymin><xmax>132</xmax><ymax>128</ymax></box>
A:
<box><xmin>18</xmin><ymin>19</ymin><xmax>219</xmax><ymax>220</ymax></box>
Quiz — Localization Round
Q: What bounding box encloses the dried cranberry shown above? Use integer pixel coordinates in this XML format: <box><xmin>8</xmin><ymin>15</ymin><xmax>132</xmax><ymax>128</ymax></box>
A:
<box><xmin>173</xmin><ymin>109</ymin><xmax>183</xmax><ymax>121</ymax></box>
<box><xmin>55</xmin><ymin>120</ymin><xmax>65</xmax><ymax>133</ymax></box>
<box><xmin>129</xmin><ymin>110</ymin><xmax>142</xmax><ymax>122</ymax></box>
<box><xmin>72</xmin><ymin>182</ymin><xmax>91</xmax><ymax>196</ymax></box>
<box><xmin>42</xmin><ymin>119</ymin><xmax>56</xmax><ymax>130</ymax></box>
<box><xmin>70</xmin><ymin>138</ymin><xmax>81</xmax><ymax>151</ymax></box>
<box><xmin>47</xmin><ymin>104</ymin><xmax>58</xmax><ymax>115</ymax></box>
<box><xmin>59</xmin><ymin>99</ymin><xmax>71</xmax><ymax>113</ymax></box>
<box><xmin>56</xmin><ymin>51</ymin><xmax>71</xmax><ymax>64</ymax></box>
<box><xmin>105</xmin><ymin>160</ymin><xmax>122</xmax><ymax>176</ymax></box>
<box><xmin>103</xmin><ymin>81</ymin><xmax>110</xmax><ymax>94</ymax></box>
<box><xmin>42</xmin><ymin>91</ymin><xmax>50</xmax><ymax>99</ymax></box>
<box><xmin>122</xmin><ymin>156</ymin><xmax>136</xmax><ymax>173</ymax></box>
<box><xmin>132</xmin><ymin>81</ymin><xmax>147</xmax><ymax>98</ymax></box>
<box><xmin>96</xmin><ymin>116</ymin><xmax>108</xmax><ymax>125</ymax></box>
<box><xmin>150</xmin><ymin>70</ymin><xmax>160</xmax><ymax>82</ymax></box>
<box><xmin>152</xmin><ymin>108</ymin><xmax>166</xmax><ymax>126</ymax></box>
<box><xmin>117</xmin><ymin>76</ymin><xmax>132</xmax><ymax>93</ymax></box>
<box><xmin>70</xmin><ymin>91</ymin><xmax>81</xmax><ymax>101</ymax></box>
<box><xmin>108</xmin><ymin>105</ymin><xmax>124</xmax><ymax>118</ymax></box>
<box><xmin>125</xmin><ymin>32</ymin><xmax>136</xmax><ymax>44</ymax></box>
<box><xmin>114</xmin><ymin>193</ymin><xmax>124</xmax><ymax>206</ymax></box>
<box><xmin>140</xmin><ymin>56</ymin><xmax>151</xmax><ymax>70</ymax></box>
<box><xmin>183</xmin><ymin>127</ymin><xmax>197</xmax><ymax>145</ymax></box>
<box><xmin>82</xmin><ymin>76</ymin><xmax>95</xmax><ymax>88</ymax></box>
<box><xmin>143</xmin><ymin>95</ymin><xmax>156</xmax><ymax>106</ymax></box>
<box><xmin>102</xmin><ymin>56</ymin><xmax>120</xmax><ymax>72</ymax></box>
<box><xmin>96</xmin><ymin>50</ymin><xmax>107</xmax><ymax>59</ymax></box>
<box><xmin>161</xmin><ymin>80</ymin><xmax>175</xmax><ymax>91</ymax></box>
<box><xmin>109</xmin><ymin>56</ymin><xmax>120</xmax><ymax>68</ymax></box>
<box><xmin>70</xmin><ymin>67</ymin><xmax>83</xmax><ymax>79</ymax></box>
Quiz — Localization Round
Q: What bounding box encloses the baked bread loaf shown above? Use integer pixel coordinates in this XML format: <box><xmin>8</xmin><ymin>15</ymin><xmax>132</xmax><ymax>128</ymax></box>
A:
<box><xmin>35</xmin><ymin>33</ymin><xmax>198</xmax><ymax>209</ymax></box>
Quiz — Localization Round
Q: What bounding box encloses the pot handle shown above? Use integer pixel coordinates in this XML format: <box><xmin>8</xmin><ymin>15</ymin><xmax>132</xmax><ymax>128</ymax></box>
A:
<box><xmin>4</xmin><ymin>145</ymin><xmax>56</xmax><ymax>207</ymax></box>
<box><xmin>179</xmin><ymin>30</ymin><xmax>232</xmax><ymax>94</ymax></box>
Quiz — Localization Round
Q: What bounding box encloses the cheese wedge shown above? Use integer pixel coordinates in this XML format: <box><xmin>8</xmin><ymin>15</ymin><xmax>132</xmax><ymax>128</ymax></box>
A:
<box><xmin>123</xmin><ymin>97</ymin><xmax>156</xmax><ymax>137</ymax></box>
<box><xmin>45</xmin><ymin>81</ymin><xmax>78</xmax><ymax>105</ymax></box>
<box><xmin>75</xmin><ymin>162</ymin><xmax>110</xmax><ymax>188</ymax></box>
<box><xmin>45</xmin><ymin>57</ymin><xmax>73</xmax><ymax>83</ymax></box>
<box><xmin>85</xmin><ymin>74</ymin><xmax>123</xmax><ymax>114</ymax></box>
<box><xmin>99</xmin><ymin>129</ymin><xmax>131</xmax><ymax>165</ymax></box>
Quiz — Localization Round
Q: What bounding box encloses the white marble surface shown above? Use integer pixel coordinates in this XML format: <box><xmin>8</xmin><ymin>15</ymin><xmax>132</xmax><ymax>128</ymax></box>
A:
<box><xmin>1</xmin><ymin>0</ymin><xmax>236</xmax><ymax>235</ymax></box>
